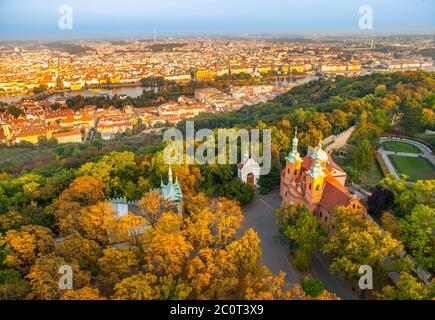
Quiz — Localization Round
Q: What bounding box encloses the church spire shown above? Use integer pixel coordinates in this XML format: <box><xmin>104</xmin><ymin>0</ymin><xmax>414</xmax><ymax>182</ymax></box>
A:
<box><xmin>168</xmin><ymin>166</ymin><xmax>173</xmax><ymax>184</ymax></box>
<box><xmin>287</xmin><ymin>127</ymin><xmax>301</xmax><ymax>163</ymax></box>
<box><xmin>292</xmin><ymin>127</ymin><xmax>299</xmax><ymax>153</ymax></box>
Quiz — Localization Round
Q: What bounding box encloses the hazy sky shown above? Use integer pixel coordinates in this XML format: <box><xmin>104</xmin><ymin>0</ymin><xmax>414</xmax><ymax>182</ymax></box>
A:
<box><xmin>0</xmin><ymin>0</ymin><xmax>434</xmax><ymax>40</ymax></box>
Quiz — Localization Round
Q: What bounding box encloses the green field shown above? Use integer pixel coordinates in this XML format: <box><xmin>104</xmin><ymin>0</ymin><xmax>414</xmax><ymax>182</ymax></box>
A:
<box><xmin>382</xmin><ymin>141</ymin><xmax>421</xmax><ymax>154</ymax></box>
<box><xmin>389</xmin><ymin>155</ymin><xmax>435</xmax><ymax>182</ymax></box>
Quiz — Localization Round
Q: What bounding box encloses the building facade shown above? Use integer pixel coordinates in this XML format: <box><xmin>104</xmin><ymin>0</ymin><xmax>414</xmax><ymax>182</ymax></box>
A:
<box><xmin>280</xmin><ymin>130</ymin><xmax>366</xmax><ymax>233</ymax></box>
<box><xmin>237</xmin><ymin>151</ymin><xmax>261</xmax><ymax>187</ymax></box>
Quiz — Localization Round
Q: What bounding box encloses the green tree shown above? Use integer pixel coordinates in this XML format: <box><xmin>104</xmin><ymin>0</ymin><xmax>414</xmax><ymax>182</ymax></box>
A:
<box><xmin>400</xmin><ymin>205</ymin><xmax>435</xmax><ymax>272</ymax></box>
<box><xmin>351</xmin><ymin>139</ymin><xmax>373</xmax><ymax>179</ymax></box>
<box><xmin>323</xmin><ymin>207</ymin><xmax>403</xmax><ymax>281</ymax></box>
<box><xmin>301</xmin><ymin>277</ymin><xmax>325</xmax><ymax>298</ymax></box>
<box><xmin>275</xmin><ymin>205</ymin><xmax>324</xmax><ymax>271</ymax></box>
<box><xmin>222</xmin><ymin>179</ymin><xmax>255</xmax><ymax>206</ymax></box>
<box><xmin>382</xmin><ymin>272</ymin><xmax>433</xmax><ymax>300</ymax></box>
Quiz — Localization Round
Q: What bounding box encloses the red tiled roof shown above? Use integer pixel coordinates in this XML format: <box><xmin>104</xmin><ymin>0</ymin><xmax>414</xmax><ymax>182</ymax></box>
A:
<box><xmin>52</xmin><ymin>128</ymin><xmax>82</xmax><ymax>138</ymax></box>
<box><xmin>319</xmin><ymin>179</ymin><xmax>353</xmax><ymax>213</ymax></box>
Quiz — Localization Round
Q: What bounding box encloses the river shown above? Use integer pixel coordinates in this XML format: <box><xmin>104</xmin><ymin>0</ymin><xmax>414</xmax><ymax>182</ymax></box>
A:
<box><xmin>0</xmin><ymin>85</ymin><xmax>151</xmax><ymax>104</ymax></box>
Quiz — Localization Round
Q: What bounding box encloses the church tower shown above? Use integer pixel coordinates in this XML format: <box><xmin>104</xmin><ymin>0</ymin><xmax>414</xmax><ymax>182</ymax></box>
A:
<box><xmin>281</xmin><ymin>128</ymin><xmax>303</xmax><ymax>201</ymax></box>
<box><xmin>304</xmin><ymin>143</ymin><xmax>327</xmax><ymax>207</ymax></box>
<box><xmin>283</xmin><ymin>128</ymin><xmax>302</xmax><ymax>181</ymax></box>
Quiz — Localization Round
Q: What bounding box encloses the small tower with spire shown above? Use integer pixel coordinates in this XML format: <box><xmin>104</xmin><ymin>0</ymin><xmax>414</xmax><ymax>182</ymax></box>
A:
<box><xmin>160</xmin><ymin>166</ymin><xmax>183</xmax><ymax>212</ymax></box>
<box><xmin>283</xmin><ymin>128</ymin><xmax>302</xmax><ymax>180</ymax></box>
<box><xmin>304</xmin><ymin>145</ymin><xmax>327</xmax><ymax>206</ymax></box>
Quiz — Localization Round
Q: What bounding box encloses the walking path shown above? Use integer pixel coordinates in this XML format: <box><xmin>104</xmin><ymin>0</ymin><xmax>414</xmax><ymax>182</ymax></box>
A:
<box><xmin>378</xmin><ymin>137</ymin><xmax>434</xmax><ymax>179</ymax></box>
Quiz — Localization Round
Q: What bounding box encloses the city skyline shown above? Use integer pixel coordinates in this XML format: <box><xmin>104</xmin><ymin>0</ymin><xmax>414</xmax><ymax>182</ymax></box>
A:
<box><xmin>0</xmin><ymin>0</ymin><xmax>434</xmax><ymax>41</ymax></box>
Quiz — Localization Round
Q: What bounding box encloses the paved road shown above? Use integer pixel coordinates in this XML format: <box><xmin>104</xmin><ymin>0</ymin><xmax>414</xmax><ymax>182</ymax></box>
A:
<box><xmin>240</xmin><ymin>192</ymin><xmax>303</xmax><ymax>285</ymax></box>
<box><xmin>241</xmin><ymin>190</ymin><xmax>360</xmax><ymax>300</ymax></box>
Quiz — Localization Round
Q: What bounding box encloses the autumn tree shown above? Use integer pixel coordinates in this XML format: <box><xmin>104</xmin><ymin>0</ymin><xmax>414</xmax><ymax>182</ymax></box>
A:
<box><xmin>175</xmin><ymin>165</ymin><xmax>202</xmax><ymax>199</ymax></box>
<box><xmin>4</xmin><ymin>225</ymin><xmax>54</xmax><ymax>274</ymax></box>
<box><xmin>110</xmin><ymin>213</ymin><xmax>150</xmax><ymax>245</ymax></box>
<box><xmin>144</xmin><ymin>213</ymin><xmax>193</xmax><ymax>277</ymax></box>
<box><xmin>323</xmin><ymin>207</ymin><xmax>403</xmax><ymax>281</ymax></box>
<box><xmin>226</xmin><ymin>229</ymin><xmax>262</xmax><ymax>297</ymax></box>
<box><xmin>187</xmin><ymin>248</ymin><xmax>238</xmax><ymax>299</ymax></box>
<box><xmin>183</xmin><ymin>192</ymin><xmax>210</xmax><ymax>216</ymax></box>
<box><xmin>26</xmin><ymin>253</ymin><xmax>90</xmax><ymax>300</ymax></box>
<box><xmin>381</xmin><ymin>212</ymin><xmax>402</xmax><ymax>240</ymax></box>
<box><xmin>138</xmin><ymin>190</ymin><xmax>164</xmax><ymax>227</ymax></box>
<box><xmin>97</xmin><ymin>247</ymin><xmax>138</xmax><ymax>288</ymax></box>
<box><xmin>55</xmin><ymin>232</ymin><xmax>103</xmax><ymax>271</ymax></box>
<box><xmin>213</xmin><ymin>198</ymin><xmax>244</xmax><ymax>247</ymax></box>
<box><xmin>61</xmin><ymin>287</ymin><xmax>106</xmax><ymax>300</ymax></box>
<box><xmin>79</xmin><ymin>151</ymin><xmax>138</xmax><ymax>198</ymax></box>
<box><xmin>245</xmin><ymin>268</ymin><xmax>295</xmax><ymax>300</ymax></box>
<box><xmin>112</xmin><ymin>273</ymin><xmax>191</xmax><ymax>300</ymax></box>
<box><xmin>77</xmin><ymin>202</ymin><xmax>117</xmax><ymax>245</ymax></box>
<box><xmin>381</xmin><ymin>272</ymin><xmax>433</xmax><ymax>300</ymax></box>
<box><xmin>183</xmin><ymin>209</ymin><xmax>215</xmax><ymax>251</ymax></box>
<box><xmin>51</xmin><ymin>176</ymin><xmax>106</xmax><ymax>236</ymax></box>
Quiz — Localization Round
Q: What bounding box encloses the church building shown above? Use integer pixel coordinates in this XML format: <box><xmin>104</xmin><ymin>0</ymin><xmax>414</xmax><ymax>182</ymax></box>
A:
<box><xmin>237</xmin><ymin>151</ymin><xmax>261</xmax><ymax>187</ymax></box>
<box><xmin>160</xmin><ymin>166</ymin><xmax>183</xmax><ymax>213</ymax></box>
<box><xmin>280</xmin><ymin>129</ymin><xmax>366</xmax><ymax>233</ymax></box>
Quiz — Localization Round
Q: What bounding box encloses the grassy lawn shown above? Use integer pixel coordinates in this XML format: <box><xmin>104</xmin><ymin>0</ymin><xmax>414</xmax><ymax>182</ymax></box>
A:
<box><xmin>332</xmin><ymin>150</ymin><xmax>384</xmax><ymax>188</ymax></box>
<box><xmin>360</xmin><ymin>158</ymin><xmax>384</xmax><ymax>188</ymax></box>
<box><xmin>382</xmin><ymin>141</ymin><xmax>421</xmax><ymax>154</ymax></box>
<box><xmin>389</xmin><ymin>155</ymin><xmax>435</xmax><ymax>182</ymax></box>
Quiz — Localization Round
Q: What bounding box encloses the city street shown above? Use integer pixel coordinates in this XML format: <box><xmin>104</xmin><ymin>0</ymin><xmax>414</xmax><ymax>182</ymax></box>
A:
<box><xmin>241</xmin><ymin>190</ymin><xmax>360</xmax><ymax>300</ymax></box>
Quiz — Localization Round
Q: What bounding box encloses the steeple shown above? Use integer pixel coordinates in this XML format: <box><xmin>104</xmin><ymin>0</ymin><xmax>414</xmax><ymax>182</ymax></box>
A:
<box><xmin>287</xmin><ymin>127</ymin><xmax>302</xmax><ymax>163</ymax></box>
<box><xmin>168</xmin><ymin>166</ymin><xmax>173</xmax><ymax>184</ymax></box>
<box><xmin>307</xmin><ymin>145</ymin><xmax>327</xmax><ymax>179</ymax></box>
<box><xmin>292</xmin><ymin>127</ymin><xmax>299</xmax><ymax>153</ymax></box>
<box><xmin>310</xmin><ymin>141</ymin><xmax>328</xmax><ymax>165</ymax></box>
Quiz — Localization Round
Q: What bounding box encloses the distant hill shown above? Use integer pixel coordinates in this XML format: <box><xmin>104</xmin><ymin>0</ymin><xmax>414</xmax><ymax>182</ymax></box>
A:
<box><xmin>44</xmin><ymin>42</ymin><xmax>96</xmax><ymax>55</ymax></box>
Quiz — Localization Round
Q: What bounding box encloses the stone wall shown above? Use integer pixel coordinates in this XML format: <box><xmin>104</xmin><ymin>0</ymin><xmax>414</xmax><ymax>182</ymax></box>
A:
<box><xmin>323</xmin><ymin>126</ymin><xmax>356</xmax><ymax>152</ymax></box>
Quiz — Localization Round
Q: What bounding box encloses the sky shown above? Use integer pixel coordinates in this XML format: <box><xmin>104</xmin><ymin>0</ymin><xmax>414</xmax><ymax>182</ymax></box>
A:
<box><xmin>0</xmin><ymin>0</ymin><xmax>434</xmax><ymax>40</ymax></box>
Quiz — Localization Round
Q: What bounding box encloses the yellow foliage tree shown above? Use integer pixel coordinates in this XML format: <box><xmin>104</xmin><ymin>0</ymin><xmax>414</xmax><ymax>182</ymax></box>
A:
<box><xmin>51</xmin><ymin>176</ymin><xmax>106</xmax><ymax>236</ymax></box>
<box><xmin>78</xmin><ymin>202</ymin><xmax>117</xmax><ymax>245</ymax></box>
<box><xmin>144</xmin><ymin>213</ymin><xmax>192</xmax><ymax>277</ymax></box>
<box><xmin>26</xmin><ymin>253</ymin><xmax>90</xmax><ymax>300</ymax></box>
<box><xmin>187</xmin><ymin>248</ymin><xmax>238</xmax><ymax>299</ymax></box>
<box><xmin>4</xmin><ymin>225</ymin><xmax>54</xmax><ymax>274</ymax></box>
<box><xmin>183</xmin><ymin>209</ymin><xmax>215</xmax><ymax>250</ymax></box>
<box><xmin>61</xmin><ymin>287</ymin><xmax>106</xmax><ymax>300</ymax></box>
<box><xmin>55</xmin><ymin>232</ymin><xmax>103</xmax><ymax>270</ymax></box>
<box><xmin>138</xmin><ymin>190</ymin><xmax>163</xmax><ymax>227</ymax></box>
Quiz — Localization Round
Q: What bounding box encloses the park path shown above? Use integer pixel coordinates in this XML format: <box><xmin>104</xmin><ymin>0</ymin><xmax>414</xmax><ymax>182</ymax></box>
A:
<box><xmin>378</xmin><ymin>137</ymin><xmax>435</xmax><ymax>179</ymax></box>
